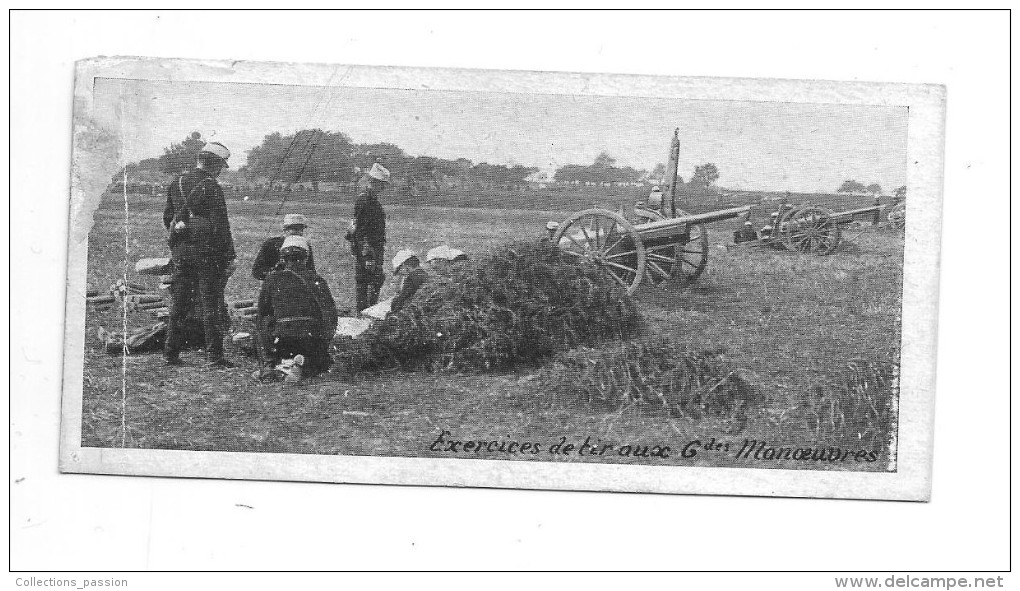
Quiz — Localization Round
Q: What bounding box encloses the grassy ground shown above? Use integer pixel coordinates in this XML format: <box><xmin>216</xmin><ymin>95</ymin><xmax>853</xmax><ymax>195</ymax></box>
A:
<box><xmin>80</xmin><ymin>189</ymin><xmax>903</xmax><ymax>471</ymax></box>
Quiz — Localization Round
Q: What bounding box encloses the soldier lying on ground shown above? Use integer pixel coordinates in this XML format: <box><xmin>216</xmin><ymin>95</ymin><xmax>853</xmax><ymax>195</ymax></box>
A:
<box><xmin>390</xmin><ymin>249</ymin><xmax>429</xmax><ymax>314</ymax></box>
<box><xmin>97</xmin><ymin>288</ymin><xmax>205</xmax><ymax>355</ymax></box>
<box><xmin>256</xmin><ymin>235</ymin><xmax>338</xmax><ymax>380</ymax></box>
<box><xmin>252</xmin><ymin>213</ymin><xmax>316</xmax><ymax>281</ymax></box>
<box><xmin>424</xmin><ymin>245</ymin><xmax>468</xmax><ymax>274</ymax></box>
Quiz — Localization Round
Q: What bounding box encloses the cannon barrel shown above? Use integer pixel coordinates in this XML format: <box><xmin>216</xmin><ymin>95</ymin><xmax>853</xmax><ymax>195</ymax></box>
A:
<box><xmin>829</xmin><ymin>204</ymin><xmax>885</xmax><ymax>224</ymax></box>
<box><xmin>634</xmin><ymin>205</ymin><xmax>751</xmax><ymax>241</ymax></box>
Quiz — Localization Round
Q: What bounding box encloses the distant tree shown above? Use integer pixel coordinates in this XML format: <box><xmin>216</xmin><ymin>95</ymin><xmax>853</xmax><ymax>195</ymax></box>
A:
<box><xmin>592</xmin><ymin>151</ymin><xmax>617</xmax><ymax>170</ymax></box>
<box><xmin>111</xmin><ymin>156</ymin><xmax>166</xmax><ymax>186</ymax></box>
<box><xmin>245</xmin><ymin>129</ymin><xmax>358</xmax><ymax>186</ymax></box>
<box><xmin>837</xmin><ymin>179</ymin><xmax>869</xmax><ymax>193</ymax></box>
<box><xmin>689</xmin><ymin>163</ymin><xmax>720</xmax><ymax>189</ymax></box>
<box><xmin>553</xmin><ymin>164</ymin><xmax>588</xmax><ymax>184</ymax></box>
<box><xmin>894</xmin><ymin>185</ymin><xmax>907</xmax><ymax>199</ymax></box>
<box><xmin>158</xmin><ymin>131</ymin><xmax>206</xmax><ymax>176</ymax></box>
<box><xmin>650</xmin><ymin>163</ymin><xmax>666</xmax><ymax>183</ymax></box>
<box><xmin>508</xmin><ymin>165</ymin><xmax>539</xmax><ymax>184</ymax></box>
<box><xmin>866</xmin><ymin>183</ymin><xmax>883</xmax><ymax>195</ymax></box>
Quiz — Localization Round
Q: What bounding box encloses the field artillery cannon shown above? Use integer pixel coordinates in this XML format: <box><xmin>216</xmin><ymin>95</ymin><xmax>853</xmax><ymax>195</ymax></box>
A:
<box><xmin>886</xmin><ymin>200</ymin><xmax>906</xmax><ymax>230</ymax></box>
<box><xmin>552</xmin><ymin>204</ymin><xmax>751</xmax><ymax>295</ymax></box>
<box><xmin>550</xmin><ymin>128</ymin><xmax>753</xmax><ymax>294</ymax></box>
<box><xmin>754</xmin><ymin>200</ymin><xmax>886</xmax><ymax>255</ymax></box>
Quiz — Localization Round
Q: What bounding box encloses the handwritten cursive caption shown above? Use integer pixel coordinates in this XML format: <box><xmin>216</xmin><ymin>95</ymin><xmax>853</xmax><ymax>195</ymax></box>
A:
<box><xmin>429</xmin><ymin>430</ymin><xmax>880</xmax><ymax>464</ymax></box>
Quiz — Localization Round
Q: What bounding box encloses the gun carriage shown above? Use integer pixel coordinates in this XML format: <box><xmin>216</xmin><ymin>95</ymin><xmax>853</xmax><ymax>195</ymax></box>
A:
<box><xmin>551</xmin><ymin>129</ymin><xmax>749</xmax><ymax>295</ymax></box>
<box><xmin>552</xmin><ymin>204</ymin><xmax>750</xmax><ymax>295</ymax></box>
<box><xmin>755</xmin><ymin>201</ymin><xmax>887</xmax><ymax>255</ymax></box>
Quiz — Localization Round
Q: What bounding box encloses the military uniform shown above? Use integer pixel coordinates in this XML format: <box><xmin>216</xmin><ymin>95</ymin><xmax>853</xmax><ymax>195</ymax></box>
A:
<box><xmin>350</xmin><ymin>185</ymin><xmax>387</xmax><ymax>311</ymax></box>
<box><xmin>162</xmin><ymin>166</ymin><xmax>236</xmax><ymax>362</ymax></box>
<box><xmin>257</xmin><ymin>266</ymin><xmax>338</xmax><ymax>376</ymax></box>
<box><xmin>252</xmin><ymin>237</ymin><xmax>316</xmax><ymax>280</ymax></box>
<box><xmin>391</xmin><ymin>267</ymin><xmax>428</xmax><ymax>313</ymax></box>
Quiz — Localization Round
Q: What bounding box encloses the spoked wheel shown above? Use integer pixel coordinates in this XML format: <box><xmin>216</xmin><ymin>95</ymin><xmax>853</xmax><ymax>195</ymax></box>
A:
<box><xmin>554</xmin><ymin>208</ymin><xmax>645</xmax><ymax>295</ymax></box>
<box><xmin>626</xmin><ymin>207</ymin><xmax>709</xmax><ymax>287</ymax></box>
<box><xmin>773</xmin><ymin>204</ymin><xmax>800</xmax><ymax>251</ymax></box>
<box><xmin>887</xmin><ymin>202</ymin><xmax>906</xmax><ymax>230</ymax></box>
<box><xmin>628</xmin><ymin>207</ymin><xmax>674</xmax><ymax>286</ymax></box>
<box><xmin>672</xmin><ymin>211</ymin><xmax>709</xmax><ymax>286</ymax></box>
<box><xmin>780</xmin><ymin>206</ymin><xmax>842</xmax><ymax>255</ymax></box>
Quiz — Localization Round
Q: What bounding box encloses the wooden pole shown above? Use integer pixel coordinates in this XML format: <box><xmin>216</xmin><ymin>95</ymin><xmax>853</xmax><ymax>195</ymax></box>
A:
<box><xmin>666</xmin><ymin>128</ymin><xmax>681</xmax><ymax>218</ymax></box>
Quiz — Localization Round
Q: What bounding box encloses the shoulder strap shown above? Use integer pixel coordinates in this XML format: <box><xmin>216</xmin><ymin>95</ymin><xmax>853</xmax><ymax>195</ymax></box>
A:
<box><xmin>179</xmin><ymin>174</ymin><xmax>213</xmax><ymax>202</ymax></box>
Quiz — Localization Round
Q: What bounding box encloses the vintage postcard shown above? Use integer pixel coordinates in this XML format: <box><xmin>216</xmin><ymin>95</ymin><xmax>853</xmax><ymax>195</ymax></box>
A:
<box><xmin>60</xmin><ymin>58</ymin><xmax>944</xmax><ymax>500</ymax></box>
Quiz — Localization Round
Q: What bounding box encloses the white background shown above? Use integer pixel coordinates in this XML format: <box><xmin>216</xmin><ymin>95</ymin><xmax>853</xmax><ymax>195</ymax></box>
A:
<box><xmin>7</xmin><ymin>8</ymin><xmax>1013</xmax><ymax>583</ymax></box>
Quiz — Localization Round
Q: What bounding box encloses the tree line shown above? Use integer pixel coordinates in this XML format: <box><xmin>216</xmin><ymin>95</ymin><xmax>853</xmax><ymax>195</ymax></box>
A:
<box><xmin>837</xmin><ymin>179</ymin><xmax>907</xmax><ymax>198</ymax></box>
<box><xmin>113</xmin><ymin>131</ymin><xmax>730</xmax><ymax>194</ymax></box>
<box><xmin>114</xmin><ymin>131</ymin><xmax>540</xmax><ymax>192</ymax></box>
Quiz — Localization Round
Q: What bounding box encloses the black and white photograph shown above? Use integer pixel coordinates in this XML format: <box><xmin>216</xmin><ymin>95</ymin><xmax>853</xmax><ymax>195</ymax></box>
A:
<box><xmin>58</xmin><ymin>58</ymin><xmax>943</xmax><ymax>500</ymax></box>
<box><xmin>10</xmin><ymin>7</ymin><xmax>1012</xmax><ymax>581</ymax></box>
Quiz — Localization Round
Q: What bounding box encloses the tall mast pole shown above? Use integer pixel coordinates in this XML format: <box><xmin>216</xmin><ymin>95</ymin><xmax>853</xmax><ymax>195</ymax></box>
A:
<box><xmin>666</xmin><ymin>128</ymin><xmax>680</xmax><ymax>218</ymax></box>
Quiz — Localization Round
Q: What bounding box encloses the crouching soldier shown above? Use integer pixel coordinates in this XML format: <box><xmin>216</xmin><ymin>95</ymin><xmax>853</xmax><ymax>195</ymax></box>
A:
<box><xmin>252</xmin><ymin>213</ymin><xmax>316</xmax><ymax>280</ymax></box>
<box><xmin>257</xmin><ymin>236</ymin><xmax>338</xmax><ymax>380</ymax></box>
<box><xmin>733</xmin><ymin>221</ymin><xmax>759</xmax><ymax>244</ymax></box>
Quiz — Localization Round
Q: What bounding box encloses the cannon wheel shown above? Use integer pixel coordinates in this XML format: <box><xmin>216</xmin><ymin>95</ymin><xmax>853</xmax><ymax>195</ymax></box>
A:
<box><xmin>887</xmin><ymin>201</ymin><xmax>906</xmax><ymax>230</ymax></box>
<box><xmin>780</xmin><ymin>206</ymin><xmax>842</xmax><ymax>255</ymax></box>
<box><xmin>554</xmin><ymin>208</ymin><xmax>645</xmax><ymax>295</ymax></box>
<box><xmin>628</xmin><ymin>208</ymin><xmax>709</xmax><ymax>286</ymax></box>
<box><xmin>672</xmin><ymin>210</ymin><xmax>709</xmax><ymax>286</ymax></box>
<box><xmin>772</xmin><ymin>204</ymin><xmax>800</xmax><ymax>250</ymax></box>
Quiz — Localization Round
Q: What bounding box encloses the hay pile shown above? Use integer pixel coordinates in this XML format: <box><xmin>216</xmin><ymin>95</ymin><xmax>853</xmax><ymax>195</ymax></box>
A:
<box><xmin>335</xmin><ymin>241</ymin><xmax>643</xmax><ymax>373</ymax></box>
<box><xmin>533</xmin><ymin>339</ymin><xmax>762</xmax><ymax>430</ymax></box>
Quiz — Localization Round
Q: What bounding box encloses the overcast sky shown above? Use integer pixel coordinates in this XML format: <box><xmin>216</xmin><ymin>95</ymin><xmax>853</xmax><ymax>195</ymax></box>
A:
<box><xmin>96</xmin><ymin>77</ymin><xmax>907</xmax><ymax>193</ymax></box>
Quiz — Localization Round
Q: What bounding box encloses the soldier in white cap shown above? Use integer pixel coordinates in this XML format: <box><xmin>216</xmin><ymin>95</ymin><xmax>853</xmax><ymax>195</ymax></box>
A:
<box><xmin>257</xmin><ymin>235</ymin><xmax>338</xmax><ymax>379</ymax></box>
<box><xmin>161</xmin><ymin>140</ymin><xmax>237</xmax><ymax>367</ymax></box>
<box><xmin>390</xmin><ymin>249</ymin><xmax>428</xmax><ymax>313</ymax></box>
<box><xmin>346</xmin><ymin>162</ymin><xmax>391</xmax><ymax>312</ymax></box>
<box><xmin>425</xmin><ymin>245</ymin><xmax>469</xmax><ymax>273</ymax></box>
<box><xmin>252</xmin><ymin>213</ymin><xmax>316</xmax><ymax>280</ymax></box>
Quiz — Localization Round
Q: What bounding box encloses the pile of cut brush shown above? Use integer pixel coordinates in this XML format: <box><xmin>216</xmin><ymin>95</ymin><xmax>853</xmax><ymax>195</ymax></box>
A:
<box><xmin>533</xmin><ymin>339</ymin><xmax>763</xmax><ymax>431</ymax></box>
<box><xmin>335</xmin><ymin>241</ymin><xmax>643</xmax><ymax>373</ymax></box>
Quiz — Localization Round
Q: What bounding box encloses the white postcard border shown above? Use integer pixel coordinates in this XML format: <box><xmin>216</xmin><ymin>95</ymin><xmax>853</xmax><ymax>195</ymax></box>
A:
<box><xmin>60</xmin><ymin>58</ymin><xmax>945</xmax><ymax>501</ymax></box>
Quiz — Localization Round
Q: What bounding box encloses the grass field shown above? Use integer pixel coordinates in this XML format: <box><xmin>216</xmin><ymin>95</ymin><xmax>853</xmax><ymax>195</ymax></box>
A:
<box><xmin>80</xmin><ymin>187</ymin><xmax>904</xmax><ymax>471</ymax></box>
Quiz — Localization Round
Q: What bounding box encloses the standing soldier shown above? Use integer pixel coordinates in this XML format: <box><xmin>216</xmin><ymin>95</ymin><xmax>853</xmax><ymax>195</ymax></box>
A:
<box><xmin>162</xmin><ymin>141</ymin><xmax>237</xmax><ymax>367</ymax></box>
<box><xmin>346</xmin><ymin>163</ymin><xmax>391</xmax><ymax>312</ymax></box>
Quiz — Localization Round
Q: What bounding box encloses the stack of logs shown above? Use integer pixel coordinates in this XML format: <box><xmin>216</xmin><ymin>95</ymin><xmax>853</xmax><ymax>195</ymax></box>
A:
<box><xmin>85</xmin><ymin>279</ymin><xmax>171</xmax><ymax>319</ymax></box>
<box><xmin>87</xmin><ymin>256</ymin><xmax>257</xmax><ymax>323</ymax></box>
<box><xmin>231</xmin><ymin>299</ymin><xmax>257</xmax><ymax>322</ymax></box>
